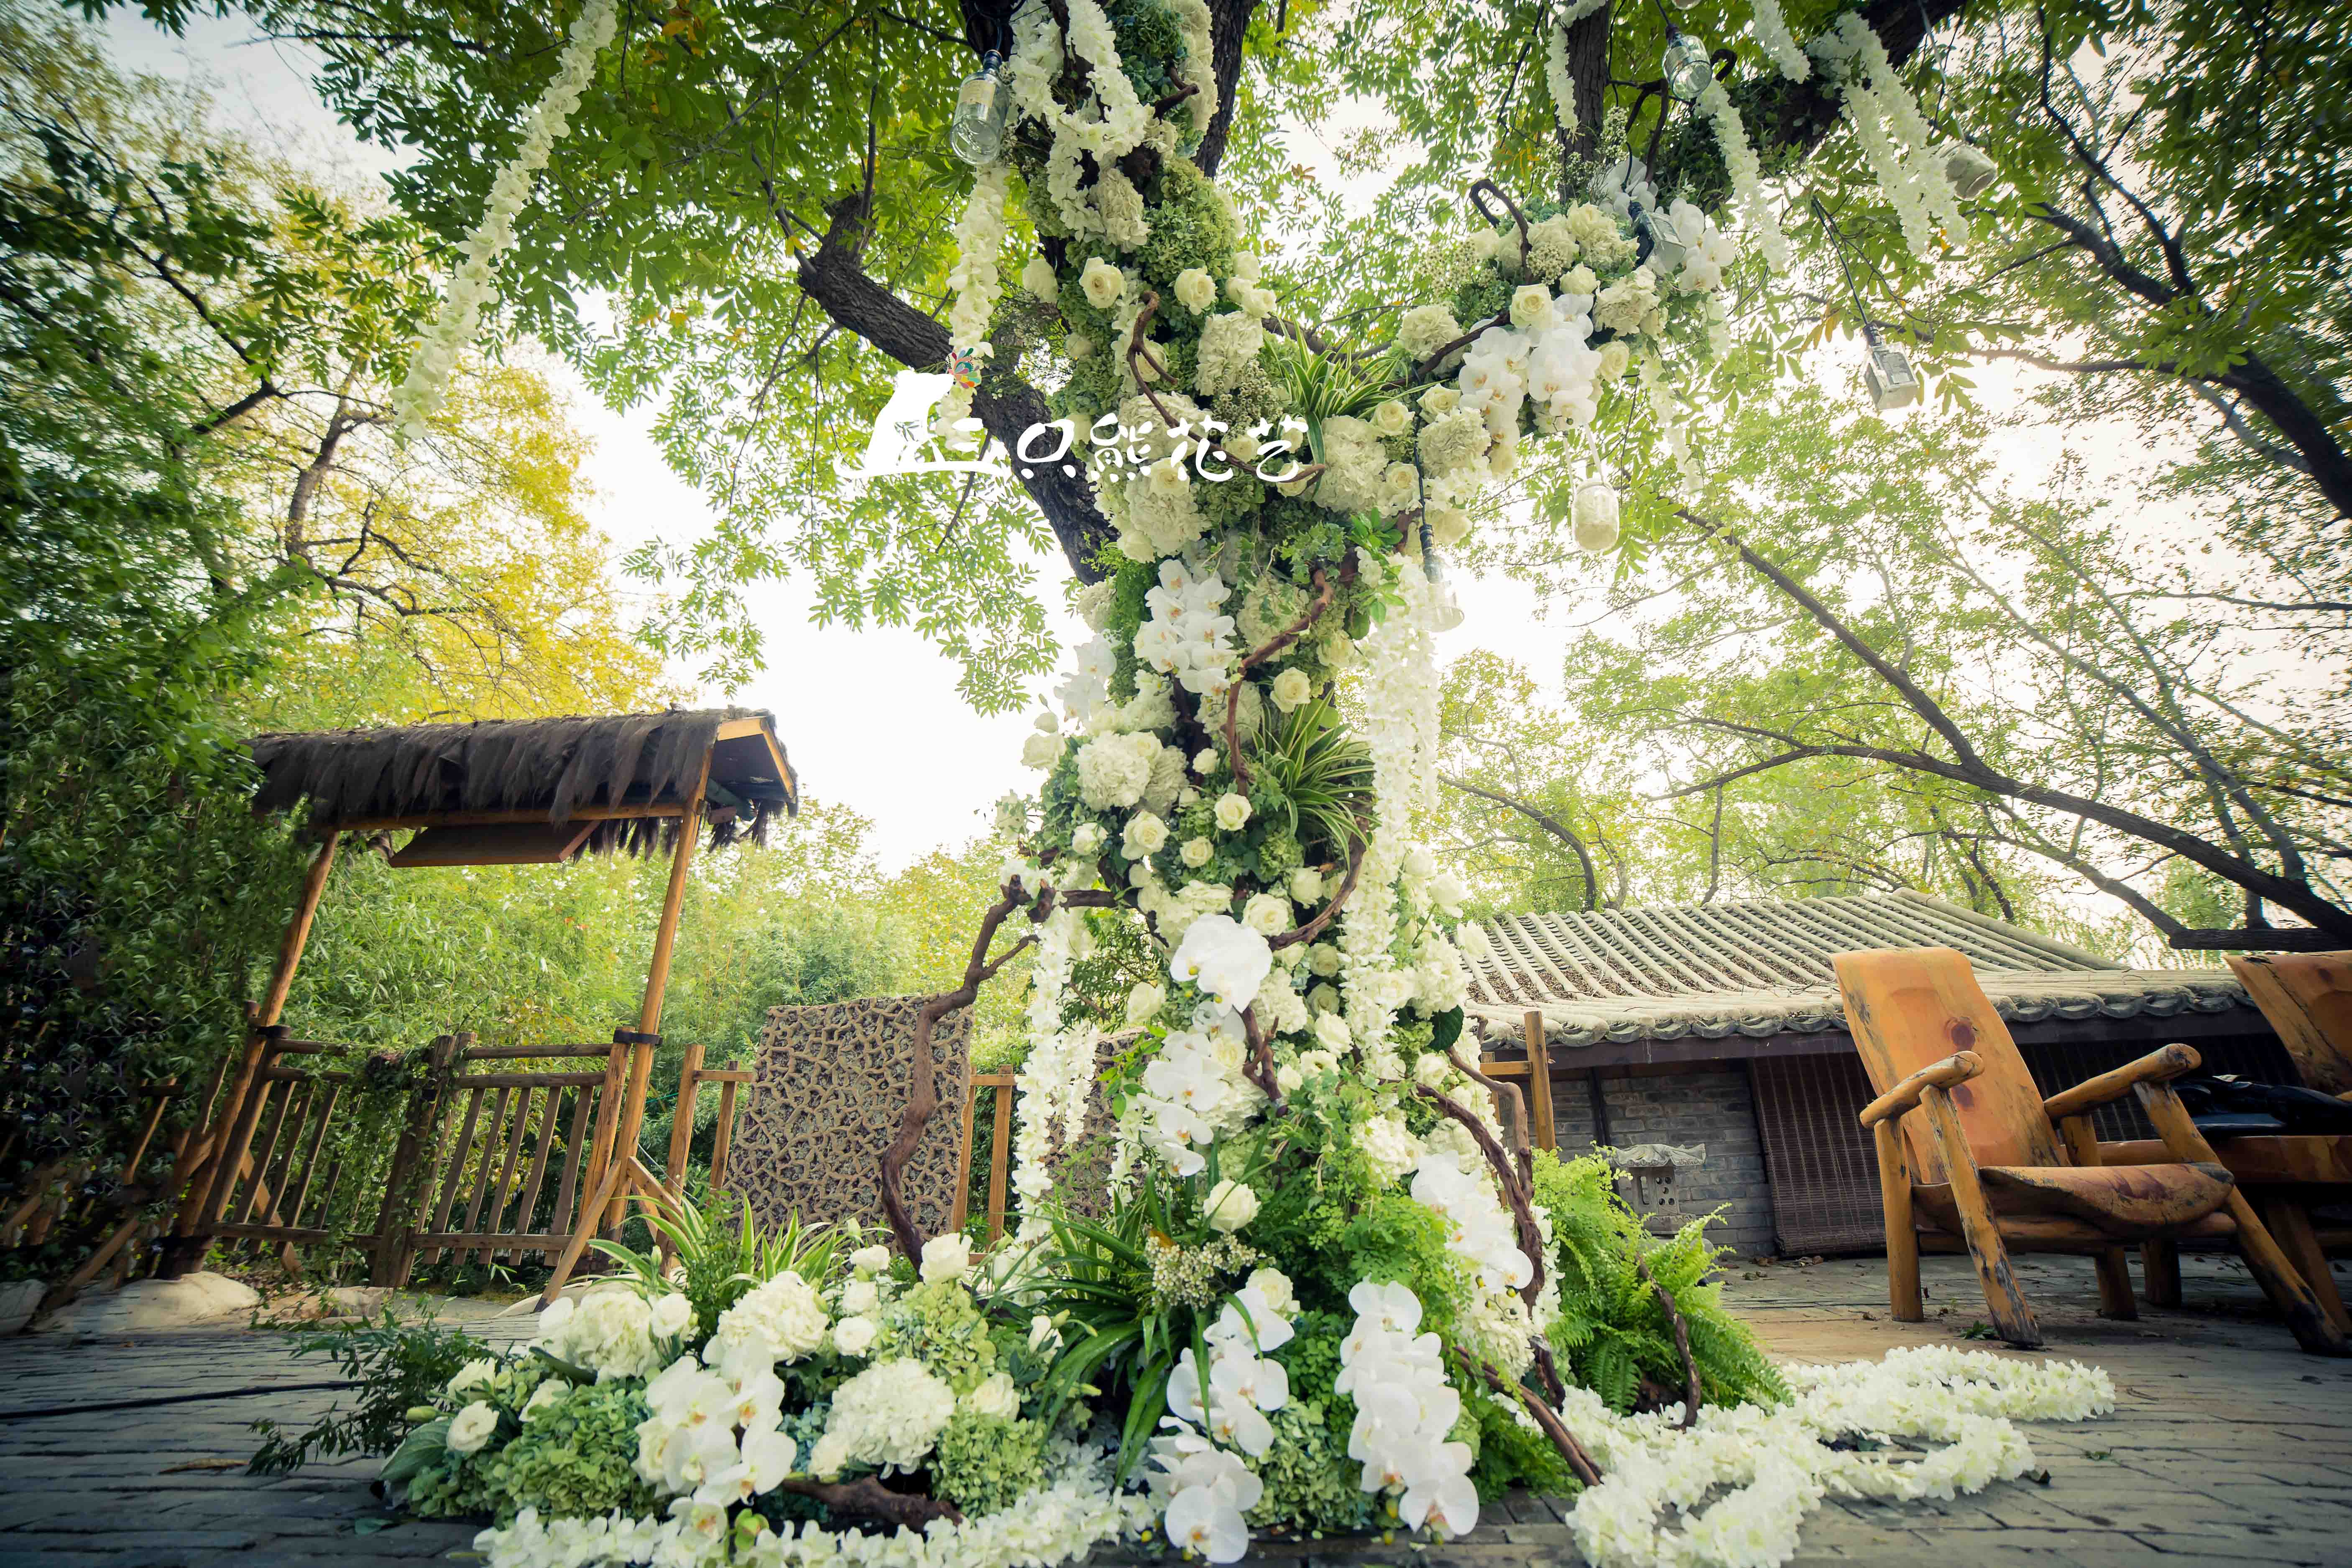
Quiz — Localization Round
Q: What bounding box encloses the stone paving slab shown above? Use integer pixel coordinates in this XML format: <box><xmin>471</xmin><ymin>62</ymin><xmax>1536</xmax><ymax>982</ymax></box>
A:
<box><xmin>3</xmin><ymin>1253</ymin><xmax>2350</xmax><ymax>1565</ymax></box>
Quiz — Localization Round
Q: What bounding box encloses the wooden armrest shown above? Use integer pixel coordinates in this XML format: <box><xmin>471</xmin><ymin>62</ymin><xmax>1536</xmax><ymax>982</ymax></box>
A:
<box><xmin>2042</xmin><ymin>1044</ymin><xmax>2201</xmax><ymax>1123</ymax></box>
<box><xmin>1859</xmin><ymin>1052</ymin><xmax>1982</xmax><ymax>1129</ymax></box>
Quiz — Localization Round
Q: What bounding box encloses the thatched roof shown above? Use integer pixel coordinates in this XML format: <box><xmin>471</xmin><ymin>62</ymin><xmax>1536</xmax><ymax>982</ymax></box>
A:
<box><xmin>249</xmin><ymin>708</ymin><xmax>797</xmax><ymax>856</ymax></box>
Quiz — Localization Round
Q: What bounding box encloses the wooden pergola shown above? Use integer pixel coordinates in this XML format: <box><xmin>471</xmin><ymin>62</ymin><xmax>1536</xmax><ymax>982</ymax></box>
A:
<box><xmin>148</xmin><ymin>708</ymin><xmax>797</xmax><ymax>1282</ymax></box>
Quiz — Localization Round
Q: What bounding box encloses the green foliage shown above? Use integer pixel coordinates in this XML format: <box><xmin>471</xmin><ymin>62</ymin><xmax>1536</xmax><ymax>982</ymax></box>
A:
<box><xmin>592</xmin><ymin>1189</ymin><xmax>845</xmax><ymax>1343</ymax></box>
<box><xmin>1532</xmin><ymin>1151</ymin><xmax>1785</xmax><ymax>1414</ymax></box>
<box><xmin>477</xmin><ymin>1382</ymin><xmax>658</xmax><ymax>1524</ymax></box>
<box><xmin>931</xmin><ymin>1410</ymin><xmax>1048</xmax><ymax>1516</ymax></box>
<box><xmin>1247</xmin><ymin>1400</ymin><xmax>1370</xmax><ymax>1534</ymax></box>
<box><xmin>1254</xmin><ymin>699</ymin><xmax>1375</xmax><ymax>862</ymax></box>
<box><xmin>247</xmin><ymin>1310</ymin><xmax>495</xmax><ymax>1475</ymax></box>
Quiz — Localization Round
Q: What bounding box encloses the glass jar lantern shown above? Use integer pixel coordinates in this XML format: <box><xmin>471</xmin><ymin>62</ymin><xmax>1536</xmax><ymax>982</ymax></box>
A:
<box><xmin>951</xmin><ymin>52</ymin><xmax>1011</xmax><ymax>166</ymax></box>
<box><xmin>1572</xmin><ymin>478</ymin><xmax>1621</xmax><ymax>554</ymax></box>
<box><xmin>1941</xmin><ymin>142</ymin><xmax>2000</xmax><ymax>200</ymax></box>
<box><xmin>1662</xmin><ymin>31</ymin><xmax>1714</xmax><ymax>103</ymax></box>
<box><xmin>1863</xmin><ymin>330</ymin><xmax>1923</xmax><ymax>411</ymax></box>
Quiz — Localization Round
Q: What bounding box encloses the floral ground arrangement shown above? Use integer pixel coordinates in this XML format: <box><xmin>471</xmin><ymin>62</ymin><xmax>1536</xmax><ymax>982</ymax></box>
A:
<box><xmin>338</xmin><ymin>1</ymin><xmax>2125</xmax><ymax>1565</ymax></box>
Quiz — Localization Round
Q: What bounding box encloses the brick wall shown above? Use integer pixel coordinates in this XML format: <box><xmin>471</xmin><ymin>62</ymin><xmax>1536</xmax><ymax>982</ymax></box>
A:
<box><xmin>1541</xmin><ymin>1061</ymin><xmax>1778</xmax><ymax>1262</ymax></box>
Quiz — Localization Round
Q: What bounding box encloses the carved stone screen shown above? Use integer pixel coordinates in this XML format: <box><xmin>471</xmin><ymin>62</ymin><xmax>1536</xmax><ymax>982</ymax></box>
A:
<box><xmin>731</xmin><ymin>997</ymin><xmax>971</xmax><ymax>1241</ymax></box>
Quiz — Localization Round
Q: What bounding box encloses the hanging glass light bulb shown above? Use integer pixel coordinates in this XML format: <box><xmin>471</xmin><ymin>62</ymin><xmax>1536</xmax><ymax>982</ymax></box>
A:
<box><xmin>950</xmin><ymin>51</ymin><xmax>1011</xmax><ymax>166</ymax></box>
<box><xmin>1572</xmin><ymin>476</ymin><xmax>1621</xmax><ymax>554</ymax></box>
<box><xmin>1862</xmin><ymin>324</ymin><xmax>1923</xmax><ymax>412</ymax></box>
<box><xmin>1422</xmin><ymin>539</ymin><xmax>1468</xmax><ymax>632</ymax></box>
<box><xmin>1940</xmin><ymin>142</ymin><xmax>2000</xmax><ymax>200</ymax></box>
<box><xmin>1662</xmin><ymin>31</ymin><xmax>1714</xmax><ymax>103</ymax></box>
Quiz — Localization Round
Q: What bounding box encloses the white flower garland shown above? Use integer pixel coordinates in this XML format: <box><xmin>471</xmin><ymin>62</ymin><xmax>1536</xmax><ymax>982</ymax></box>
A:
<box><xmin>1010</xmin><ymin>908</ymin><xmax>1095</xmax><ymax>1240</ymax></box>
<box><xmin>391</xmin><ymin>0</ymin><xmax>618</xmax><ymax>437</ymax></box>
<box><xmin>1696</xmin><ymin>79</ymin><xmax>1789</xmax><ymax>274</ymax></box>
<box><xmin>935</xmin><ymin>161</ymin><xmax>1012</xmax><ymax>440</ymax></box>
<box><xmin>1748</xmin><ymin>0</ymin><xmax>1812</xmax><ymax>82</ymax></box>
<box><xmin>1543</xmin><ymin>0</ymin><xmax>1610</xmax><ymax>137</ymax></box>
<box><xmin>1825</xmin><ymin>13</ymin><xmax>1964</xmax><ymax>258</ymax></box>
<box><xmin>1007</xmin><ymin>0</ymin><xmax>1152</xmax><ymax>238</ymax></box>
<box><xmin>1640</xmin><ymin>350</ymin><xmax>1699</xmax><ymax>487</ymax></box>
<box><xmin>1559</xmin><ymin>1346</ymin><xmax>2116</xmax><ymax>1568</ymax></box>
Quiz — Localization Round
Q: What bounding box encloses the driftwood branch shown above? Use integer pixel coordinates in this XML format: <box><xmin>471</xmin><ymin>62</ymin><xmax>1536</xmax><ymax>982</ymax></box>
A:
<box><xmin>774</xmin><ymin>1476</ymin><xmax>963</xmax><ymax>1529</ymax></box>
<box><xmin>1240</xmin><ymin>1004</ymin><xmax>1283</xmax><ymax>1111</ymax></box>
<box><xmin>1268</xmin><ymin>837</ymin><xmax>1366</xmax><ymax>951</ymax></box>
<box><xmin>1631</xmin><ymin>1251</ymin><xmax>1702</xmax><ymax>1430</ymax></box>
<box><xmin>1448</xmin><ymin>1045</ymin><xmax>1533</xmax><ymax>1191</ymax></box>
<box><xmin>1221</xmin><ymin>565</ymin><xmax>1339</xmax><ymax>790</ymax></box>
<box><xmin>1457</xmin><ymin>1348</ymin><xmax>1602</xmax><ymax>1487</ymax></box>
<box><xmin>1416</xmin><ymin>1083</ymin><xmax>1548</xmax><ymax>1312</ymax></box>
<box><xmin>879</xmin><ymin>878</ymin><xmax>1032</xmax><ymax>1259</ymax></box>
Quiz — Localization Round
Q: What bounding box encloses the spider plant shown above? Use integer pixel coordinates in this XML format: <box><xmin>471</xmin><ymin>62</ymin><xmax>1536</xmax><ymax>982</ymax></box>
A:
<box><xmin>1264</xmin><ymin>331</ymin><xmax>1404</xmax><ymax>463</ymax></box>
<box><xmin>592</xmin><ymin>1190</ymin><xmax>845</xmax><ymax>1338</ymax></box>
<box><xmin>1254</xmin><ymin>697</ymin><xmax>1376</xmax><ymax>862</ymax></box>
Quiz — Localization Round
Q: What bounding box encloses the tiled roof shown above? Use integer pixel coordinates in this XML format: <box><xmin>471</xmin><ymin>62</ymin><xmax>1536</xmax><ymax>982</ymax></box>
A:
<box><xmin>1465</xmin><ymin>891</ymin><xmax>2252</xmax><ymax>1048</ymax></box>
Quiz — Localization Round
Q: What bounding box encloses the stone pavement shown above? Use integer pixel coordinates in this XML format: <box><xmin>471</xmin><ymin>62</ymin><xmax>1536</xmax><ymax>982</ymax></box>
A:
<box><xmin>1</xmin><ymin>1252</ymin><xmax>2349</xmax><ymax>1566</ymax></box>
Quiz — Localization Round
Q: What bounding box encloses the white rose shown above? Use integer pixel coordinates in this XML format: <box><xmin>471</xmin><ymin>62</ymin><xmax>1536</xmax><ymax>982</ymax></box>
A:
<box><xmin>809</xmin><ymin>1431</ymin><xmax>853</xmax><ymax>1480</ymax></box>
<box><xmin>850</xmin><ymin>1244</ymin><xmax>893</xmax><ymax>1277</ymax></box>
<box><xmin>521</xmin><ymin>1379</ymin><xmax>567</xmax><ymax>1421</ymax></box>
<box><xmin>1246</xmin><ymin>1267</ymin><xmax>1298</xmax><ymax>1318</ymax></box>
<box><xmin>1289</xmin><ymin>867</ymin><xmax>1325</xmax><ymax>905</ymax></box>
<box><xmin>963</xmin><ymin>1370</ymin><xmax>1021</xmax><ymax>1420</ymax></box>
<box><xmin>1268</xmin><ymin>667</ymin><xmax>1312</xmax><ymax>713</ymax></box>
<box><xmin>840</xmin><ymin>1279</ymin><xmax>881</xmax><ymax>1317</ymax></box>
<box><xmin>445</xmin><ymin>1358</ymin><xmax>498</xmax><ymax>1396</ymax></box>
<box><xmin>1192</xmin><ymin>747</ymin><xmax>1221</xmax><ymax>775</ymax></box>
<box><xmin>833</xmin><ymin>1315</ymin><xmax>878</xmax><ymax>1358</ymax></box>
<box><xmin>1126</xmin><ymin>982</ymin><xmax>1167</xmax><ymax>1024</ymax></box>
<box><xmin>1204</xmin><ymin>1179</ymin><xmax>1260</xmax><ymax>1233</ymax></box>
<box><xmin>1489</xmin><ymin>438</ymin><xmax>1520</xmax><ymax>478</ymax></box>
<box><xmin>1181</xmin><ymin>836</ymin><xmax>1214</xmax><ymax>868</ymax></box>
<box><xmin>1242</xmin><ymin>891</ymin><xmax>1292</xmax><ymax>935</ymax></box>
<box><xmin>1420</xmin><ymin>384</ymin><xmax>1461</xmax><ymax>416</ymax></box>
<box><xmin>1306</xmin><ymin>942</ymin><xmax>1343</xmax><ymax>977</ymax></box>
<box><xmin>1230</xmin><ymin>250</ymin><xmax>1262</xmax><ymax>282</ymax></box>
<box><xmin>447</xmin><ymin>1400</ymin><xmax>499</xmax><ymax>1455</ymax></box>
<box><xmin>1021</xmin><ymin>730</ymin><xmax>1063</xmax><ymax>769</ymax></box>
<box><xmin>651</xmin><ymin>1293</ymin><xmax>695</xmax><ymax>1339</ymax></box>
<box><xmin>1080</xmin><ymin>258</ymin><xmax>1125</xmax><ymax>309</ymax></box>
<box><xmin>1370</xmin><ymin>399</ymin><xmax>1413</xmax><ymax>438</ymax></box>
<box><xmin>1563</xmin><ymin>263</ymin><xmax>1599</xmax><ymax>296</ymax></box>
<box><xmin>1021</xmin><ymin>255</ymin><xmax>1060</xmax><ymax>304</ymax></box>
<box><xmin>1071</xmin><ymin>822</ymin><xmax>1106</xmax><ymax>857</ymax></box>
<box><xmin>1276</xmin><ymin>1062</ymin><xmax>1303</xmax><ymax>1095</ymax></box>
<box><xmin>1458</xmin><ymin>923</ymin><xmax>1493</xmax><ymax>960</ymax></box>
<box><xmin>1174</xmin><ymin>267</ymin><xmax>1217</xmax><ymax>313</ymax></box>
<box><xmin>1510</xmin><ymin>284</ymin><xmax>1554</xmax><ymax>329</ymax></box>
<box><xmin>1596</xmin><ymin>339</ymin><xmax>1632</xmax><ymax>382</ymax></box>
<box><xmin>1308</xmin><ymin>982</ymin><xmax>1339</xmax><ymax>1014</ymax></box>
<box><xmin>1214</xmin><ymin>792</ymin><xmax>1252</xmax><ymax>831</ymax></box>
<box><xmin>1429</xmin><ymin>505</ymin><xmax>1471</xmax><ymax>547</ymax></box>
<box><xmin>920</xmin><ymin>1233</ymin><xmax>974</xmax><ymax>1285</ymax></box>
<box><xmin>1414</xmin><ymin>1050</ymin><xmax>1457</xmax><ymax>1089</ymax></box>
<box><xmin>1124</xmin><ymin>810</ymin><xmax>1170</xmax><ymax>858</ymax></box>
<box><xmin>1314</xmin><ymin>1013</ymin><xmax>1353</xmax><ymax>1050</ymax></box>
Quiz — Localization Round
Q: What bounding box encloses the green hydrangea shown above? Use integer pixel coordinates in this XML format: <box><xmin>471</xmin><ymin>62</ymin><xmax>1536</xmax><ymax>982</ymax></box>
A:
<box><xmin>900</xmin><ymin>1278</ymin><xmax>999</xmax><ymax>1393</ymax></box>
<box><xmin>1248</xmin><ymin>1400</ymin><xmax>1369</xmax><ymax>1535</ymax></box>
<box><xmin>1193</xmin><ymin>468</ymin><xmax>1265</xmax><ymax>534</ymax></box>
<box><xmin>1451</xmin><ymin>270</ymin><xmax>1513</xmax><ymax>333</ymax></box>
<box><xmin>478</xmin><ymin>1383</ymin><xmax>658</xmax><ymax>1524</ymax></box>
<box><xmin>404</xmin><ymin>1445</ymin><xmax>502</xmax><ymax>1520</ymax></box>
<box><xmin>1109</xmin><ymin>0</ymin><xmax>1183</xmax><ymax>102</ymax></box>
<box><xmin>1137</xmin><ymin>159</ymin><xmax>1238</xmax><ymax>290</ymax></box>
<box><xmin>932</xmin><ymin>1410</ymin><xmax>1048</xmax><ymax>1517</ymax></box>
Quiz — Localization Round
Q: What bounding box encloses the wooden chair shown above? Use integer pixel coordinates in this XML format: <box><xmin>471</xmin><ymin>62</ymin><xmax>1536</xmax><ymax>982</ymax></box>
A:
<box><xmin>1835</xmin><ymin>947</ymin><xmax>2348</xmax><ymax>1356</ymax></box>
<box><xmin>2108</xmin><ymin>951</ymin><xmax>2352</xmax><ymax>1332</ymax></box>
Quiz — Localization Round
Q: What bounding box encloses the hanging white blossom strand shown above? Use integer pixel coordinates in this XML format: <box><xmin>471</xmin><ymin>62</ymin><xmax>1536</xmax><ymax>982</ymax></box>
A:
<box><xmin>1748</xmin><ymin>0</ymin><xmax>1813</xmax><ymax>82</ymax></box>
<box><xmin>1543</xmin><ymin>0</ymin><xmax>1609</xmax><ymax>138</ymax></box>
<box><xmin>1697</xmin><ymin>79</ymin><xmax>1789</xmax><ymax>273</ymax></box>
<box><xmin>934</xmin><ymin>162</ymin><xmax>1013</xmax><ymax>442</ymax></box>
<box><xmin>1826</xmin><ymin>12</ymin><xmax>1966</xmax><ymax>255</ymax></box>
<box><xmin>391</xmin><ymin>0</ymin><xmax>618</xmax><ymax>437</ymax></box>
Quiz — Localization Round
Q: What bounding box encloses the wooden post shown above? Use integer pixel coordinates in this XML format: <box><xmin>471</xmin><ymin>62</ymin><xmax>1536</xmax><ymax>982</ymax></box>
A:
<box><xmin>607</xmin><ymin>772</ymin><xmax>707</xmax><ymax>1228</ymax></box>
<box><xmin>1872</xmin><ymin>1118</ymin><xmax>1922</xmax><ymax>1321</ymax></box>
<box><xmin>2141</xmin><ymin>1240</ymin><xmax>2183</xmax><ymax>1308</ymax></box>
<box><xmin>986</xmin><ymin>1080</ymin><xmax>1014</xmax><ymax>1245</ymax></box>
<box><xmin>711</xmin><ymin>1078</ymin><xmax>740</xmax><ymax>1193</ymax></box>
<box><xmin>2054</xmin><ymin>1112</ymin><xmax>2139</xmax><ymax>1320</ymax></box>
<box><xmin>1522</xmin><ymin>1011</ymin><xmax>1555</xmax><ymax>1152</ymax></box>
<box><xmin>2263</xmin><ymin>1195</ymin><xmax>2349</xmax><ymax>1336</ymax></box>
<box><xmin>950</xmin><ymin>1078</ymin><xmax>980</xmax><ymax>1233</ymax></box>
<box><xmin>258</xmin><ymin>835</ymin><xmax>339</xmax><ymax>1029</ymax></box>
<box><xmin>1921</xmin><ymin>1084</ymin><xmax>2042</xmax><ymax>1348</ymax></box>
<box><xmin>371</xmin><ymin>1034</ymin><xmax>458</xmax><ymax>1286</ymax></box>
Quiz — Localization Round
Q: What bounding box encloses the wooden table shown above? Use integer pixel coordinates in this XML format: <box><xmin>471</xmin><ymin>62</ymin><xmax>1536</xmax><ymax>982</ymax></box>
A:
<box><xmin>2104</xmin><ymin>1133</ymin><xmax>2352</xmax><ymax>1333</ymax></box>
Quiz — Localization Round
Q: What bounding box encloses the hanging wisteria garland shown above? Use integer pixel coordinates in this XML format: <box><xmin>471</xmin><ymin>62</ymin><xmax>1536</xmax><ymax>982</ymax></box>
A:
<box><xmin>389</xmin><ymin>0</ymin><xmax>618</xmax><ymax>436</ymax></box>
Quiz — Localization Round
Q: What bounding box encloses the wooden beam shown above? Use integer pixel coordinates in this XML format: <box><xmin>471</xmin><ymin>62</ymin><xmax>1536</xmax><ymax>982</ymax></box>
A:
<box><xmin>260</xmin><ymin>837</ymin><xmax>338</xmax><ymax>1028</ymax></box>
<box><xmin>607</xmin><ymin>749</ymin><xmax>710</xmax><ymax>1227</ymax></box>
<box><xmin>2171</xmin><ymin>928</ymin><xmax>2342</xmax><ymax>952</ymax></box>
<box><xmin>1523</xmin><ymin>1010</ymin><xmax>1556</xmax><ymax>1152</ymax></box>
<box><xmin>329</xmin><ymin>802</ymin><xmax>686</xmax><ymax>833</ymax></box>
<box><xmin>1534</xmin><ymin>1008</ymin><xmax>2279</xmax><ymax>1070</ymax></box>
